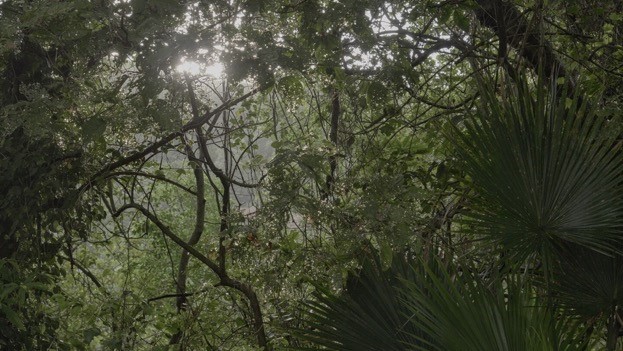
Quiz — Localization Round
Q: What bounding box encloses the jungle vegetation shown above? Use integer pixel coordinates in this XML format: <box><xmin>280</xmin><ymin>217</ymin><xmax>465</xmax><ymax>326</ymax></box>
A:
<box><xmin>1</xmin><ymin>0</ymin><xmax>623</xmax><ymax>350</ymax></box>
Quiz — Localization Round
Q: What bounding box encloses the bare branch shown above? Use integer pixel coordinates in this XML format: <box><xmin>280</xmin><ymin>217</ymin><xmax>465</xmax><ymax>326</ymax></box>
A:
<box><xmin>113</xmin><ymin>203</ymin><xmax>221</xmax><ymax>274</ymax></box>
<box><xmin>105</xmin><ymin>171</ymin><xmax>197</xmax><ymax>195</ymax></box>
<box><xmin>79</xmin><ymin>86</ymin><xmax>264</xmax><ymax>194</ymax></box>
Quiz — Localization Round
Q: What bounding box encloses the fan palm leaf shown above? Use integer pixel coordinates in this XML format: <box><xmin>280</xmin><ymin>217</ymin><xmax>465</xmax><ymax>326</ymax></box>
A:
<box><xmin>401</xmin><ymin>258</ymin><xmax>589</xmax><ymax>351</ymax></box>
<box><xmin>297</xmin><ymin>255</ymin><xmax>589</xmax><ymax>351</ymax></box>
<box><xmin>453</xmin><ymin>74</ymin><xmax>623</xmax><ymax>263</ymax></box>
<box><xmin>297</xmin><ymin>255</ymin><xmax>430</xmax><ymax>351</ymax></box>
<box><xmin>554</xmin><ymin>244</ymin><xmax>623</xmax><ymax>320</ymax></box>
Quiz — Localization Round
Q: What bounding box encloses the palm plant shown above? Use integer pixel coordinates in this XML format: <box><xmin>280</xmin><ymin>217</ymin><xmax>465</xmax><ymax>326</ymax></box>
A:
<box><xmin>554</xmin><ymin>244</ymin><xmax>623</xmax><ymax>350</ymax></box>
<box><xmin>455</xmin><ymin>73</ymin><xmax>623</xmax><ymax>349</ymax></box>
<box><xmin>401</xmin><ymin>261</ymin><xmax>588</xmax><ymax>351</ymax></box>
<box><xmin>298</xmin><ymin>254</ymin><xmax>429</xmax><ymax>351</ymax></box>
<box><xmin>454</xmin><ymin>74</ymin><xmax>623</xmax><ymax>266</ymax></box>
<box><xmin>299</xmin><ymin>255</ymin><xmax>590</xmax><ymax>351</ymax></box>
<box><xmin>297</xmin><ymin>72</ymin><xmax>623</xmax><ymax>350</ymax></box>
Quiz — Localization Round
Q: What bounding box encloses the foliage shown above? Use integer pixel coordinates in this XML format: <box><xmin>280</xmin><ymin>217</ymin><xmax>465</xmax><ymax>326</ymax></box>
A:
<box><xmin>299</xmin><ymin>255</ymin><xmax>591</xmax><ymax>351</ymax></box>
<box><xmin>299</xmin><ymin>252</ymin><xmax>426</xmax><ymax>351</ymax></box>
<box><xmin>454</xmin><ymin>75</ymin><xmax>623</xmax><ymax>265</ymax></box>
<box><xmin>1</xmin><ymin>0</ymin><xmax>622</xmax><ymax>350</ymax></box>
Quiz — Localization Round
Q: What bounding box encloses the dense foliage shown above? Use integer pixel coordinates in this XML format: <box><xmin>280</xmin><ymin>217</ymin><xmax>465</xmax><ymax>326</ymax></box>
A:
<box><xmin>1</xmin><ymin>0</ymin><xmax>622</xmax><ymax>350</ymax></box>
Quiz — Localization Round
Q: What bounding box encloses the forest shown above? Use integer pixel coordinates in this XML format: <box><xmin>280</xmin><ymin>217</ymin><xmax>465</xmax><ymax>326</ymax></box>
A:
<box><xmin>1</xmin><ymin>0</ymin><xmax>623</xmax><ymax>350</ymax></box>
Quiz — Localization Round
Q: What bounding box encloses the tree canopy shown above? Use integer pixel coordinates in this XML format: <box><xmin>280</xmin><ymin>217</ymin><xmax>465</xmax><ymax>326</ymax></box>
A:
<box><xmin>1</xmin><ymin>0</ymin><xmax>622</xmax><ymax>350</ymax></box>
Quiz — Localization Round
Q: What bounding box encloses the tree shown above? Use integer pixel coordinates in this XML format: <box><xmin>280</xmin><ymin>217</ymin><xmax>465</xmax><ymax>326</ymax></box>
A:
<box><xmin>0</xmin><ymin>0</ymin><xmax>622</xmax><ymax>350</ymax></box>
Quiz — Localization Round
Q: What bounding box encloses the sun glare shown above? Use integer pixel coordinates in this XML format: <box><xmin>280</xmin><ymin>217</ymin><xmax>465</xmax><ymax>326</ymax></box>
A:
<box><xmin>176</xmin><ymin>59</ymin><xmax>224</xmax><ymax>78</ymax></box>
<box><xmin>176</xmin><ymin>60</ymin><xmax>201</xmax><ymax>75</ymax></box>
<box><xmin>205</xmin><ymin>62</ymin><xmax>224</xmax><ymax>77</ymax></box>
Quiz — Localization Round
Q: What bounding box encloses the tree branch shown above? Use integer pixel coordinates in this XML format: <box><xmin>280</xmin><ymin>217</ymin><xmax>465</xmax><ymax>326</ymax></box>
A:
<box><xmin>474</xmin><ymin>0</ymin><xmax>575</xmax><ymax>90</ymax></box>
<box><xmin>105</xmin><ymin>171</ymin><xmax>197</xmax><ymax>195</ymax></box>
<box><xmin>79</xmin><ymin>86</ymin><xmax>264</xmax><ymax>194</ymax></box>
<box><xmin>113</xmin><ymin>203</ymin><xmax>221</xmax><ymax>274</ymax></box>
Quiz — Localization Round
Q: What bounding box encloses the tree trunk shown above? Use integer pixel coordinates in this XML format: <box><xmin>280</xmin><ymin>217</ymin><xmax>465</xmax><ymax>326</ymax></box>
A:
<box><xmin>474</xmin><ymin>0</ymin><xmax>574</xmax><ymax>91</ymax></box>
<box><xmin>606</xmin><ymin>311</ymin><xmax>621</xmax><ymax>351</ymax></box>
<box><xmin>219</xmin><ymin>276</ymin><xmax>272</xmax><ymax>351</ymax></box>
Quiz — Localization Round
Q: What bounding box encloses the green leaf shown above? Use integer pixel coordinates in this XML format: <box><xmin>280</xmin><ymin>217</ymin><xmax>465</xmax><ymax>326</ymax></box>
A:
<box><xmin>554</xmin><ymin>245</ymin><xmax>623</xmax><ymax>318</ymax></box>
<box><xmin>438</xmin><ymin>6</ymin><xmax>452</xmax><ymax>24</ymax></box>
<box><xmin>297</xmin><ymin>255</ymin><xmax>426</xmax><ymax>351</ymax></box>
<box><xmin>151</xmin><ymin>101</ymin><xmax>180</xmax><ymax>131</ymax></box>
<box><xmin>452</xmin><ymin>72</ymin><xmax>623</xmax><ymax>266</ymax></box>
<box><xmin>0</xmin><ymin>304</ymin><xmax>24</xmax><ymax>330</ymax></box>
<box><xmin>277</xmin><ymin>75</ymin><xmax>304</xmax><ymax>99</ymax></box>
<box><xmin>379</xmin><ymin>242</ymin><xmax>393</xmax><ymax>270</ymax></box>
<box><xmin>401</xmin><ymin>258</ymin><xmax>590</xmax><ymax>351</ymax></box>
<box><xmin>298</xmin><ymin>255</ymin><xmax>590</xmax><ymax>351</ymax></box>
<box><xmin>365</xmin><ymin>81</ymin><xmax>388</xmax><ymax>107</ymax></box>
<box><xmin>0</xmin><ymin>283</ymin><xmax>19</xmax><ymax>301</ymax></box>
<box><xmin>453</xmin><ymin>11</ymin><xmax>470</xmax><ymax>32</ymax></box>
<box><xmin>83</xmin><ymin>327</ymin><xmax>101</xmax><ymax>343</ymax></box>
<box><xmin>82</xmin><ymin>117</ymin><xmax>107</xmax><ymax>143</ymax></box>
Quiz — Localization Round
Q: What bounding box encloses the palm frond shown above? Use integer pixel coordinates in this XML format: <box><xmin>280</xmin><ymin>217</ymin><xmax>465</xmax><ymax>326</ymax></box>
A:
<box><xmin>554</xmin><ymin>244</ymin><xmax>623</xmax><ymax>318</ymax></box>
<box><xmin>454</xmin><ymin>74</ymin><xmax>623</xmax><ymax>263</ymax></box>
<box><xmin>295</xmin><ymin>255</ymin><xmax>433</xmax><ymax>351</ymax></box>
<box><xmin>297</xmin><ymin>254</ymin><xmax>590</xmax><ymax>351</ymax></box>
<box><xmin>401</xmin><ymin>259</ymin><xmax>590</xmax><ymax>351</ymax></box>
